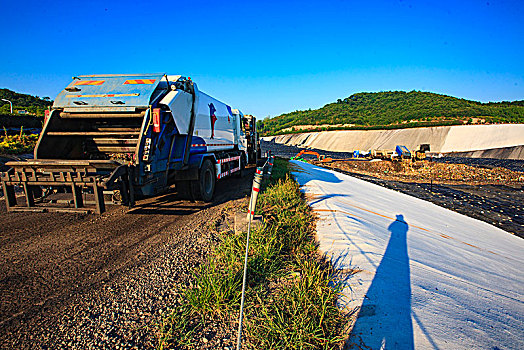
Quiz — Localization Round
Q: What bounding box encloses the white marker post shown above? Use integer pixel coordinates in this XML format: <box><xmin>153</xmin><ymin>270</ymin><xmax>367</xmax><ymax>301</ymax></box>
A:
<box><xmin>237</xmin><ymin>166</ymin><xmax>264</xmax><ymax>350</ymax></box>
<box><xmin>246</xmin><ymin>167</ymin><xmax>263</xmax><ymax>221</ymax></box>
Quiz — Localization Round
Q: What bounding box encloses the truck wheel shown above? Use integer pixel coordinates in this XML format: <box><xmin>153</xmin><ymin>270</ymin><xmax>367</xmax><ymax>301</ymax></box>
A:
<box><xmin>193</xmin><ymin>159</ymin><xmax>215</xmax><ymax>202</ymax></box>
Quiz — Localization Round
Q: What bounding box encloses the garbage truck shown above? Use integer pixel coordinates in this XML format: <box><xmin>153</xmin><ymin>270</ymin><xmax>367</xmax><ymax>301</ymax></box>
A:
<box><xmin>1</xmin><ymin>73</ymin><xmax>259</xmax><ymax>213</ymax></box>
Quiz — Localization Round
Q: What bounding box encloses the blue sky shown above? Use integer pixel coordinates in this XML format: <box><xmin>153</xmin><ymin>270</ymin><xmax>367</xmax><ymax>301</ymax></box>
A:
<box><xmin>0</xmin><ymin>0</ymin><xmax>522</xmax><ymax>118</ymax></box>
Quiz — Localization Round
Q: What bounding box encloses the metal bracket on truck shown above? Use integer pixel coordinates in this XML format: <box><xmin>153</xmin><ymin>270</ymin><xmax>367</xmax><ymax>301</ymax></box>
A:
<box><xmin>1</xmin><ymin>160</ymin><xmax>126</xmax><ymax>214</ymax></box>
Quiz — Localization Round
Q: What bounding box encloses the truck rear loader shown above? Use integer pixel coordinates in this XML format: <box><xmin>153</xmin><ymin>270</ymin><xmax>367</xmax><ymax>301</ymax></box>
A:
<box><xmin>1</xmin><ymin>74</ymin><xmax>259</xmax><ymax>213</ymax></box>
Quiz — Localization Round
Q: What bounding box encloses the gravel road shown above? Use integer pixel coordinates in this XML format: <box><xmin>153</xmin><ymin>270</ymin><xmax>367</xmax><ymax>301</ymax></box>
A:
<box><xmin>0</xmin><ymin>169</ymin><xmax>255</xmax><ymax>349</ymax></box>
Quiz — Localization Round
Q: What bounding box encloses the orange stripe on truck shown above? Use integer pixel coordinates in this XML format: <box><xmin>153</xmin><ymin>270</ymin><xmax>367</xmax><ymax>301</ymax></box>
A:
<box><xmin>73</xmin><ymin>80</ymin><xmax>105</xmax><ymax>86</ymax></box>
<box><xmin>123</xmin><ymin>79</ymin><xmax>156</xmax><ymax>85</ymax></box>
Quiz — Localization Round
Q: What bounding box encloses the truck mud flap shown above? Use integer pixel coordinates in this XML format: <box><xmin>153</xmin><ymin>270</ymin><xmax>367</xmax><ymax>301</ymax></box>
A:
<box><xmin>1</xmin><ymin>160</ymin><xmax>126</xmax><ymax>214</ymax></box>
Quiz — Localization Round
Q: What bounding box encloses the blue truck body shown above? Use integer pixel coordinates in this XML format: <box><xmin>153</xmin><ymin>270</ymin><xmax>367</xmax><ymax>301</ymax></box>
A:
<box><xmin>395</xmin><ymin>145</ymin><xmax>412</xmax><ymax>159</ymax></box>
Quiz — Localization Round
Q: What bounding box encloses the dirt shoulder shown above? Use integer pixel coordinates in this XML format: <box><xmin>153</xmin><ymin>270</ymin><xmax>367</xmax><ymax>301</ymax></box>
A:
<box><xmin>0</xmin><ymin>169</ymin><xmax>254</xmax><ymax>349</ymax></box>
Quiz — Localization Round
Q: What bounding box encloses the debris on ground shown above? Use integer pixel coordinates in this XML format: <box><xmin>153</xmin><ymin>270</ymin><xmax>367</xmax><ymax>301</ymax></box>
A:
<box><xmin>319</xmin><ymin>160</ymin><xmax>524</xmax><ymax>185</ymax></box>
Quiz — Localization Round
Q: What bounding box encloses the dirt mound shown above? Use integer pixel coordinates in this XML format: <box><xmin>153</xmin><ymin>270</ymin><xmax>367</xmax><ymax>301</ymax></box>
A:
<box><xmin>321</xmin><ymin>160</ymin><xmax>524</xmax><ymax>185</ymax></box>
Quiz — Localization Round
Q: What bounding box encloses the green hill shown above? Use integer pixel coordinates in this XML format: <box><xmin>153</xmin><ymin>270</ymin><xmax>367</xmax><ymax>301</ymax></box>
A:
<box><xmin>258</xmin><ymin>91</ymin><xmax>524</xmax><ymax>136</ymax></box>
<box><xmin>0</xmin><ymin>88</ymin><xmax>53</xmax><ymax>117</ymax></box>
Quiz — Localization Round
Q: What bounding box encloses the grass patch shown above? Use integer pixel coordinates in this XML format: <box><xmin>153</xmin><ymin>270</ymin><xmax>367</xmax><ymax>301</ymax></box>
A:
<box><xmin>157</xmin><ymin>157</ymin><xmax>346</xmax><ymax>349</ymax></box>
<box><xmin>0</xmin><ymin>127</ymin><xmax>38</xmax><ymax>154</ymax></box>
<box><xmin>246</xmin><ymin>260</ymin><xmax>344</xmax><ymax>349</ymax></box>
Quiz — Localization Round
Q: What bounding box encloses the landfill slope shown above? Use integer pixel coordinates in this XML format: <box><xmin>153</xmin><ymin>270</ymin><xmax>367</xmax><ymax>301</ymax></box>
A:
<box><xmin>449</xmin><ymin>145</ymin><xmax>524</xmax><ymax>159</ymax></box>
<box><xmin>290</xmin><ymin>161</ymin><xmax>524</xmax><ymax>350</ymax></box>
<box><xmin>264</xmin><ymin>124</ymin><xmax>524</xmax><ymax>159</ymax></box>
<box><xmin>440</xmin><ymin>124</ymin><xmax>524</xmax><ymax>153</ymax></box>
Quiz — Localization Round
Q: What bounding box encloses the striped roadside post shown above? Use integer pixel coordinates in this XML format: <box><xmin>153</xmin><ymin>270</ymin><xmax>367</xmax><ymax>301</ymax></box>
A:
<box><xmin>262</xmin><ymin>154</ymin><xmax>273</xmax><ymax>179</ymax></box>
<box><xmin>246</xmin><ymin>166</ymin><xmax>264</xmax><ymax>221</ymax></box>
<box><xmin>237</xmin><ymin>165</ymin><xmax>265</xmax><ymax>350</ymax></box>
<box><xmin>266</xmin><ymin>156</ymin><xmax>274</xmax><ymax>178</ymax></box>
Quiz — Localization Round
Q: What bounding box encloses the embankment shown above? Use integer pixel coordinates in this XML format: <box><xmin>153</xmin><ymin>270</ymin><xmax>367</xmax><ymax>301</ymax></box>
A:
<box><xmin>263</xmin><ymin>124</ymin><xmax>524</xmax><ymax>159</ymax></box>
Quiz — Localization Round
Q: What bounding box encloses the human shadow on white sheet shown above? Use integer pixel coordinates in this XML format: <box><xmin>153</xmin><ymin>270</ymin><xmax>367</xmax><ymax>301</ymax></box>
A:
<box><xmin>348</xmin><ymin>214</ymin><xmax>414</xmax><ymax>350</ymax></box>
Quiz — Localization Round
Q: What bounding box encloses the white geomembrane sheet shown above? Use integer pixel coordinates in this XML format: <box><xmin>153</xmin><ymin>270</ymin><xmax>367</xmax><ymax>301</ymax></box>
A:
<box><xmin>290</xmin><ymin>160</ymin><xmax>523</xmax><ymax>350</ymax></box>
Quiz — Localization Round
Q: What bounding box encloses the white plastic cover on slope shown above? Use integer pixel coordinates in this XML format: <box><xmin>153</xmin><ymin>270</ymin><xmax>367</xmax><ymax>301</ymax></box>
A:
<box><xmin>266</xmin><ymin>124</ymin><xmax>524</xmax><ymax>155</ymax></box>
<box><xmin>289</xmin><ymin>161</ymin><xmax>524</xmax><ymax>350</ymax></box>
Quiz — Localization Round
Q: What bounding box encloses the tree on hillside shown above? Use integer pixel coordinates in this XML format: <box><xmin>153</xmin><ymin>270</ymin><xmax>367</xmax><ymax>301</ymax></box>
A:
<box><xmin>0</xmin><ymin>88</ymin><xmax>52</xmax><ymax>116</ymax></box>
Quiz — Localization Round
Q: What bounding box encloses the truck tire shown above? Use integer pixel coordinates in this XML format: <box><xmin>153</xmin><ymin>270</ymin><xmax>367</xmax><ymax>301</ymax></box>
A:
<box><xmin>192</xmin><ymin>159</ymin><xmax>215</xmax><ymax>202</ymax></box>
